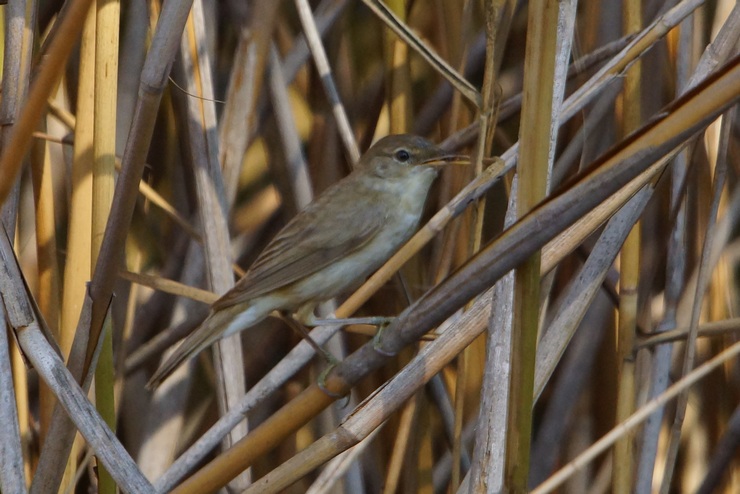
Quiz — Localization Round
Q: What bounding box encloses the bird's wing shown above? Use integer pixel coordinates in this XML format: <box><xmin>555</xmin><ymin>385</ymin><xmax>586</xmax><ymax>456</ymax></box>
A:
<box><xmin>213</xmin><ymin>188</ymin><xmax>384</xmax><ymax>310</ymax></box>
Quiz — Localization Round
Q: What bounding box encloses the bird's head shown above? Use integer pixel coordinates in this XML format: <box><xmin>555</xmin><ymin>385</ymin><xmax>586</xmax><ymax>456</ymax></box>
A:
<box><xmin>360</xmin><ymin>134</ymin><xmax>468</xmax><ymax>181</ymax></box>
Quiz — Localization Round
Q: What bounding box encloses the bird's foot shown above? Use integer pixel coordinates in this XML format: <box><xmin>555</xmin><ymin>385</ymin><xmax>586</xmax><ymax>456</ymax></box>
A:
<box><xmin>305</xmin><ymin>315</ymin><xmax>395</xmax><ymax>328</ymax></box>
<box><xmin>371</xmin><ymin>320</ymin><xmax>396</xmax><ymax>357</ymax></box>
<box><xmin>307</xmin><ymin>314</ymin><xmax>398</xmax><ymax>356</ymax></box>
<box><xmin>317</xmin><ymin>360</ymin><xmax>348</xmax><ymax>406</ymax></box>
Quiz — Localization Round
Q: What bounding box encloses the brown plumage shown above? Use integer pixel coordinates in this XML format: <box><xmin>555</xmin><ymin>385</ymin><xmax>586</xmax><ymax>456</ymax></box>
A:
<box><xmin>147</xmin><ymin>134</ymin><xmax>464</xmax><ymax>389</ymax></box>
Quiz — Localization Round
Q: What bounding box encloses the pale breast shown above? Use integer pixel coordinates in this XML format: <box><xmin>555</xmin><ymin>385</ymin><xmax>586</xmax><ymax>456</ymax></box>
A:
<box><xmin>277</xmin><ymin>170</ymin><xmax>436</xmax><ymax>306</ymax></box>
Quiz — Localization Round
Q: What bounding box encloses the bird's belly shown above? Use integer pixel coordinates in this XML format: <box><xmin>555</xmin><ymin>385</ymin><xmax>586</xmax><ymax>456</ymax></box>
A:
<box><xmin>280</xmin><ymin>210</ymin><xmax>420</xmax><ymax>305</ymax></box>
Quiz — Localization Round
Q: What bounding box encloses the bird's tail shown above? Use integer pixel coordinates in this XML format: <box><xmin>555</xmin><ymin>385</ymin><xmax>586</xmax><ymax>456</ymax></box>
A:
<box><xmin>146</xmin><ymin>305</ymin><xmax>260</xmax><ymax>390</ymax></box>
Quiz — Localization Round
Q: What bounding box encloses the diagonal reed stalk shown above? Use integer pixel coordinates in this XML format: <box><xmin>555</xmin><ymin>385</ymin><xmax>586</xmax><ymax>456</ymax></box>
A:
<box><xmin>2</xmin><ymin>3</ymin><xmax>740</xmax><ymax>493</ymax></box>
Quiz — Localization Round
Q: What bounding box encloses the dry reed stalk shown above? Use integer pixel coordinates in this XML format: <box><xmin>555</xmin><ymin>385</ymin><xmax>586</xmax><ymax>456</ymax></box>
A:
<box><xmin>2</xmin><ymin>3</ymin><xmax>740</xmax><ymax>493</ymax></box>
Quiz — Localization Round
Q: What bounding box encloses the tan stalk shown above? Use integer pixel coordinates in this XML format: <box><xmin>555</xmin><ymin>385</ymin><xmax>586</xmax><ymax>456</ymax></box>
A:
<box><xmin>54</xmin><ymin>5</ymin><xmax>96</xmax><ymax>492</ymax></box>
<box><xmin>505</xmin><ymin>1</ymin><xmax>558</xmax><ymax>491</ymax></box>
<box><xmin>118</xmin><ymin>271</ymin><xmax>218</xmax><ymax>305</ymax></box>
<box><xmin>60</xmin><ymin>5</ymin><xmax>95</xmax><ymax>361</ymax></box>
<box><xmin>417</xmin><ymin>394</ymin><xmax>434</xmax><ymax>493</ymax></box>
<box><xmin>613</xmin><ymin>1</ymin><xmax>642</xmax><ymax>492</ymax></box>
<box><xmin>30</xmin><ymin>106</ymin><xmax>61</xmax><ymax>458</ymax></box>
<box><xmin>91</xmin><ymin>0</ymin><xmax>120</xmax><ymax>491</ymax></box>
<box><xmin>386</xmin><ymin>0</ymin><xmax>410</xmax><ymax>135</ymax></box>
<box><xmin>382</xmin><ymin>395</ymin><xmax>418</xmax><ymax>494</ymax></box>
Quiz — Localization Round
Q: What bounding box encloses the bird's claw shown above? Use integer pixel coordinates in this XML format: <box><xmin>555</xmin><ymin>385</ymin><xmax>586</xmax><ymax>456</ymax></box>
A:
<box><xmin>317</xmin><ymin>361</ymin><xmax>349</xmax><ymax>406</ymax></box>
<box><xmin>371</xmin><ymin>320</ymin><xmax>397</xmax><ymax>357</ymax></box>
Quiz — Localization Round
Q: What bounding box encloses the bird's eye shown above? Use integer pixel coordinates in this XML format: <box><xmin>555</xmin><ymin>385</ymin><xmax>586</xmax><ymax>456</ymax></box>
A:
<box><xmin>395</xmin><ymin>149</ymin><xmax>411</xmax><ymax>162</ymax></box>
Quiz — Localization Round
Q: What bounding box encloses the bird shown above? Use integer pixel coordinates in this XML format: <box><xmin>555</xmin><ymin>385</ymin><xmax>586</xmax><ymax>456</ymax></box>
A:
<box><xmin>147</xmin><ymin>134</ymin><xmax>465</xmax><ymax>389</ymax></box>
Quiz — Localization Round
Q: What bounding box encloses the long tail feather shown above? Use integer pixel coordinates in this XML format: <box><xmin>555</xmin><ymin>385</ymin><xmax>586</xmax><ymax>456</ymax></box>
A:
<box><xmin>147</xmin><ymin>296</ymin><xmax>277</xmax><ymax>389</ymax></box>
<box><xmin>147</xmin><ymin>308</ymin><xmax>240</xmax><ymax>389</ymax></box>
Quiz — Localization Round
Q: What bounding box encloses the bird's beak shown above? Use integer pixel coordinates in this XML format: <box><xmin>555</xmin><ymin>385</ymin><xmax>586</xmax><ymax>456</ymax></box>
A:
<box><xmin>419</xmin><ymin>150</ymin><xmax>470</xmax><ymax>167</ymax></box>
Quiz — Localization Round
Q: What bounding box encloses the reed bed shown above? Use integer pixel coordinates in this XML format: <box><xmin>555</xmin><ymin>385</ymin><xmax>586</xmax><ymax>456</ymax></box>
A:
<box><xmin>0</xmin><ymin>1</ymin><xmax>738</xmax><ymax>493</ymax></box>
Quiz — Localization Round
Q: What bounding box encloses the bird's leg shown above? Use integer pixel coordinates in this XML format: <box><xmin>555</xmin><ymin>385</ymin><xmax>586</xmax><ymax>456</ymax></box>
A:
<box><xmin>278</xmin><ymin>310</ymin><xmax>337</xmax><ymax>367</ymax></box>
<box><xmin>302</xmin><ymin>314</ymin><xmax>396</xmax><ymax>328</ymax></box>
<box><xmin>290</xmin><ymin>306</ymin><xmax>353</xmax><ymax>401</ymax></box>
<box><xmin>300</xmin><ymin>309</ymin><xmax>398</xmax><ymax>355</ymax></box>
